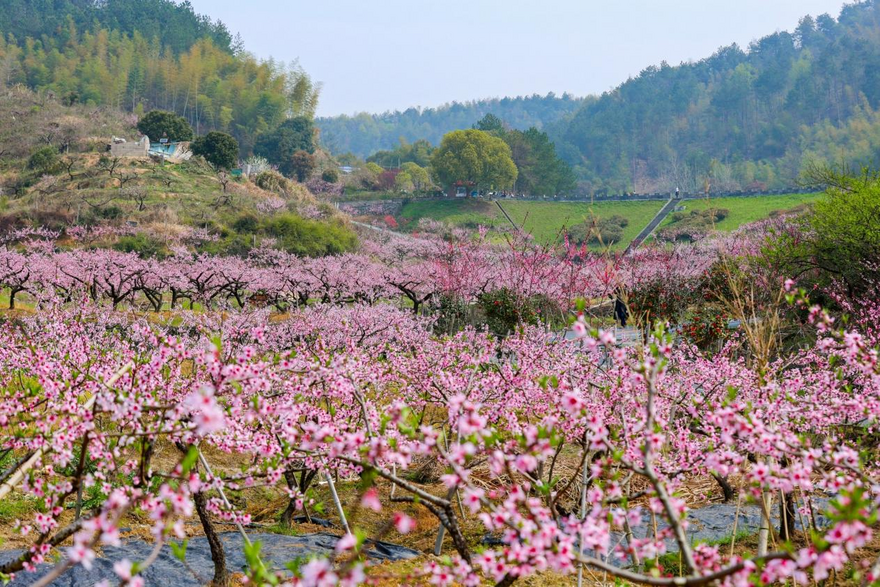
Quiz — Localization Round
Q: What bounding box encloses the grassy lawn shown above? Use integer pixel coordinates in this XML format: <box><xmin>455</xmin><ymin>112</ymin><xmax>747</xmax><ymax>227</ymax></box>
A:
<box><xmin>502</xmin><ymin>200</ymin><xmax>665</xmax><ymax>245</ymax></box>
<box><xmin>662</xmin><ymin>193</ymin><xmax>821</xmax><ymax>231</ymax></box>
<box><xmin>399</xmin><ymin>198</ymin><xmax>504</xmax><ymax>229</ymax></box>
<box><xmin>398</xmin><ymin>194</ymin><xmax>821</xmax><ymax>247</ymax></box>
<box><xmin>399</xmin><ymin>198</ymin><xmax>665</xmax><ymax>248</ymax></box>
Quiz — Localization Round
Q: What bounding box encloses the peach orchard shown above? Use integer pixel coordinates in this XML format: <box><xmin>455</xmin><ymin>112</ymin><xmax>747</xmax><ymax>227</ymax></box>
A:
<box><xmin>0</xmin><ymin>219</ymin><xmax>878</xmax><ymax>587</ymax></box>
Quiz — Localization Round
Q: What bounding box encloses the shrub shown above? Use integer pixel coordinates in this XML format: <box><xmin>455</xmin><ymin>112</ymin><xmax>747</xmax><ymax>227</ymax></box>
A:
<box><xmin>98</xmin><ymin>205</ymin><xmax>124</xmax><ymax>220</ymax></box>
<box><xmin>114</xmin><ymin>234</ymin><xmax>166</xmax><ymax>259</ymax></box>
<box><xmin>28</xmin><ymin>147</ymin><xmax>60</xmax><ymax>175</ymax></box>
<box><xmin>280</xmin><ymin>150</ymin><xmax>316</xmax><ymax>182</ymax></box>
<box><xmin>255</xmin><ymin>170</ymin><xmax>290</xmax><ymax>194</ymax></box>
<box><xmin>478</xmin><ymin>288</ymin><xmax>540</xmax><ymax>337</ymax></box>
<box><xmin>682</xmin><ymin>305</ymin><xmax>730</xmax><ymax>351</ymax></box>
<box><xmin>432</xmin><ymin>294</ymin><xmax>474</xmax><ymax>334</ymax></box>
<box><xmin>567</xmin><ymin>215</ymin><xmax>628</xmax><ymax>245</ymax></box>
<box><xmin>232</xmin><ymin>214</ymin><xmax>260</xmax><ymax>234</ymax></box>
<box><xmin>321</xmin><ymin>168</ymin><xmax>340</xmax><ymax>183</ymax></box>
<box><xmin>262</xmin><ymin>213</ymin><xmax>357</xmax><ymax>256</ymax></box>
<box><xmin>198</xmin><ymin>234</ymin><xmax>254</xmax><ymax>257</ymax></box>
<box><xmin>766</xmin><ymin>166</ymin><xmax>880</xmax><ymax>301</ymax></box>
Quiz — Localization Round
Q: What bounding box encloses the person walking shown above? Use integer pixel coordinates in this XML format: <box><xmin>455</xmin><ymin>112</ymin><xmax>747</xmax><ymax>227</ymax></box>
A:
<box><xmin>611</xmin><ymin>289</ymin><xmax>629</xmax><ymax>328</ymax></box>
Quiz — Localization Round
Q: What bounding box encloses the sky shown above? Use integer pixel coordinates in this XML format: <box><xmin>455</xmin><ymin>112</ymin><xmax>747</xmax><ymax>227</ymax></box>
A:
<box><xmin>187</xmin><ymin>0</ymin><xmax>851</xmax><ymax>118</ymax></box>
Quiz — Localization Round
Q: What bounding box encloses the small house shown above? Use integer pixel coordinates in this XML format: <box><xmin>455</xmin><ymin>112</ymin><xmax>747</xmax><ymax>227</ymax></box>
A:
<box><xmin>110</xmin><ymin>136</ymin><xmax>150</xmax><ymax>158</ymax></box>
<box><xmin>448</xmin><ymin>180</ymin><xmax>476</xmax><ymax>198</ymax></box>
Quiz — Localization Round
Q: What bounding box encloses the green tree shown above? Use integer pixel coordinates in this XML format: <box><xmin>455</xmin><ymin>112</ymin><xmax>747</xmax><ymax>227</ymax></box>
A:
<box><xmin>254</xmin><ymin>117</ymin><xmax>315</xmax><ymax>166</ymax></box>
<box><xmin>191</xmin><ymin>131</ymin><xmax>239</xmax><ymax>169</ymax></box>
<box><xmin>321</xmin><ymin>168</ymin><xmax>340</xmax><ymax>183</ymax></box>
<box><xmin>769</xmin><ymin>166</ymin><xmax>880</xmax><ymax>300</ymax></box>
<box><xmin>367</xmin><ymin>139</ymin><xmax>434</xmax><ymax>168</ymax></box>
<box><xmin>431</xmin><ymin>129</ymin><xmax>517</xmax><ymax>193</ymax></box>
<box><xmin>401</xmin><ymin>162</ymin><xmax>431</xmax><ymax>192</ymax></box>
<box><xmin>502</xmin><ymin>127</ymin><xmax>576</xmax><ymax>195</ymax></box>
<box><xmin>394</xmin><ymin>171</ymin><xmax>414</xmax><ymax>193</ymax></box>
<box><xmin>473</xmin><ymin>113</ymin><xmax>505</xmax><ymax>133</ymax></box>
<box><xmin>137</xmin><ymin>110</ymin><xmax>194</xmax><ymax>142</ymax></box>
<box><xmin>280</xmin><ymin>150</ymin><xmax>316</xmax><ymax>182</ymax></box>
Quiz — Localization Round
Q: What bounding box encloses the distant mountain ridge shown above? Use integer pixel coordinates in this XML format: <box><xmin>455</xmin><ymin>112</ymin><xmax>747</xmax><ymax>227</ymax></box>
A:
<box><xmin>321</xmin><ymin>1</ymin><xmax>880</xmax><ymax>194</ymax></box>
<box><xmin>552</xmin><ymin>0</ymin><xmax>880</xmax><ymax>193</ymax></box>
<box><xmin>316</xmin><ymin>93</ymin><xmax>587</xmax><ymax>158</ymax></box>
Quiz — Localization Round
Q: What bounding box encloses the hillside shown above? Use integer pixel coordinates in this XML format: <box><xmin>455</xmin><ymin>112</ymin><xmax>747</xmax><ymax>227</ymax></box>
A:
<box><xmin>0</xmin><ymin>88</ymin><xmax>356</xmax><ymax>257</ymax></box>
<box><xmin>0</xmin><ymin>0</ymin><xmax>320</xmax><ymax>153</ymax></box>
<box><xmin>0</xmin><ymin>0</ymin><xmax>234</xmax><ymax>54</ymax></box>
<box><xmin>553</xmin><ymin>1</ymin><xmax>880</xmax><ymax>193</ymax></box>
<box><xmin>317</xmin><ymin>93</ymin><xmax>587</xmax><ymax>158</ymax></box>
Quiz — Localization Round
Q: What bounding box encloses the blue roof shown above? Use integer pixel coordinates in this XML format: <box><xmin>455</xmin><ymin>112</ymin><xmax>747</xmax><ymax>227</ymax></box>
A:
<box><xmin>149</xmin><ymin>142</ymin><xmax>180</xmax><ymax>155</ymax></box>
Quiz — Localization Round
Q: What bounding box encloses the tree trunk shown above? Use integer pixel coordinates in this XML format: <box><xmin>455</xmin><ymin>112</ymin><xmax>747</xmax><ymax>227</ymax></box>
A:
<box><xmin>779</xmin><ymin>491</ymin><xmax>797</xmax><ymax>542</ymax></box>
<box><xmin>712</xmin><ymin>473</ymin><xmax>735</xmax><ymax>502</ymax></box>
<box><xmin>194</xmin><ymin>487</ymin><xmax>230</xmax><ymax>587</ymax></box>
<box><xmin>177</xmin><ymin>442</ymin><xmax>229</xmax><ymax>587</ymax></box>
<box><xmin>280</xmin><ymin>468</ymin><xmax>299</xmax><ymax>528</ymax></box>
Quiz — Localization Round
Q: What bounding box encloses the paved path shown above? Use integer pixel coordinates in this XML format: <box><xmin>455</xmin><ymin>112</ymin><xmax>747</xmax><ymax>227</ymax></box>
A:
<box><xmin>625</xmin><ymin>198</ymin><xmax>678</xmax><ymax>252</ymax></box>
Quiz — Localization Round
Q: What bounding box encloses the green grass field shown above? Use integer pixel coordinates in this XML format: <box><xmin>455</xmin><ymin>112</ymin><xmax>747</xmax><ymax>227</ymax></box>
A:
<box><xmin>399</xmin><ymin>198</ymin><xmax>505</xmax><ymax>229</ymax></box>
<box><xmin>661</xmin><ymin>193</ymin><xmax>821</xmax><ymax>232</ymax></box>
<box><xmin>501</xmin><ymin>200</ymin><xmax>664</xmax><ymax>245</ymax></box>
<box><xmin>399</xmin><ymin>198</ymin><xmax>664</xmax><ymax>248</ymax></box>
<box><xmin>399</xmin><ymin>193</ymin><xmax>822</xmax><ymax>247</ymax></box>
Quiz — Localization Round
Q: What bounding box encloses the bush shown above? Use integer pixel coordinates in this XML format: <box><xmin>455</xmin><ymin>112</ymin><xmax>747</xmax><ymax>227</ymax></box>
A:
<box><xmin>114</xmin><ymin>234</ymin><xmax>166</xmax><ymax>259</ymax></box>
<box><xmin>567</xmin><ymin>215</ymin><xmax>628</xmax><ymax>245</ymax></box>
<box><xmin>280</xmin><ymin>150</ymin><xmax>316</xmax><ymax>182</ymax></box>
<box><xmin>255</xmin><ymin>170</ymin><xmax>290</xmax><ymax>194</ymax></box>
<box><xmin>98</xmin><ymin>205</ymin><xmax>124</xmax><ymax>220</ymax></box>
<box><xmin>191</xmin><ymin>131</ymin><xmax>239</xmax><ymax>170</ymax></box>
<box><xmin>137</xmin><ymin>110</ymin><xmax>194</xmax><ymax>142</ymax></box>
<box><xmin>766</xmin><ymin>167</ymin><xmax>880</xmax><ymax>301</ymax></box>
<box><xmin>321</xmin><ymin>168</ymin><xmax>340</xmax><ymax>183</ymax></box>
<box><xmin>232</xmin><ymin>214</ymin><xmax>260</xmax><ymax>234</ymax></box>
<box><xmin>432</xmin><ymin>294</ymin><xmax>474</xmax><ymax>335</ymax></box>
<box><xmin>682</xmin><ymin>305</ymin><xmax>730</xmax><ymax>351</ymax></box>
<box><xmin>198</xmin><ymin>234</ymin><xmax>254</xmax><ymax>257</ymax></box>
<box><xmin>478</xmin><ymin>288</ymin><xmax>540</xmax><ymax>337</ymax></box>
<box><xmin>28</xmin><ymin>147</ymin><xmax>60</xmax><ymax>175</ymax></box>
<box><xmin>262</xmin><ymin>213</ymin><xmax>357</xmax><ymax>256</ymax></box>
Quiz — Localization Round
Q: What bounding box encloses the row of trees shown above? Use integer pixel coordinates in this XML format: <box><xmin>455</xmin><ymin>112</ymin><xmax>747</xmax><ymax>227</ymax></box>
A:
<box><xmin>318</xmin><ymin>93</ymin><xmax>586</xmax><ymax>158</ymax></box>
<box><xmin>345</xmin><ymin>114</ymin><xmax>574</xmax><ymax>197</ymax></box>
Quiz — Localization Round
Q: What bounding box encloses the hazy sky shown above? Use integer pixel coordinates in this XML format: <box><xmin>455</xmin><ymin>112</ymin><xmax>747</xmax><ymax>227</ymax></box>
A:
<box><xmin>188</xmin><ymin>0</ymin><xmax>850</xmax><ymax>117</ymax></box>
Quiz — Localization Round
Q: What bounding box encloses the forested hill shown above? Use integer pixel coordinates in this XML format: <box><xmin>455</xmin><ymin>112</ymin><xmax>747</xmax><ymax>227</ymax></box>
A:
<box><xmin>0</xmin><ymin>0</ymin><xmax>234</xmax><ymax>54</ymax></box>
<box><xmin>0</xmin><ymin>0</ymin><xmax>320</xmax><ymax>154</ymax></box>
<box><xmin>553</xmin><ymin>0</ymin><xmax>880</xmax><ymax>193</ymax></box>
<box><xmin>316</xmin><ymin>93</ymin><xmax>587</xmax><ymax>158</ymax></box>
